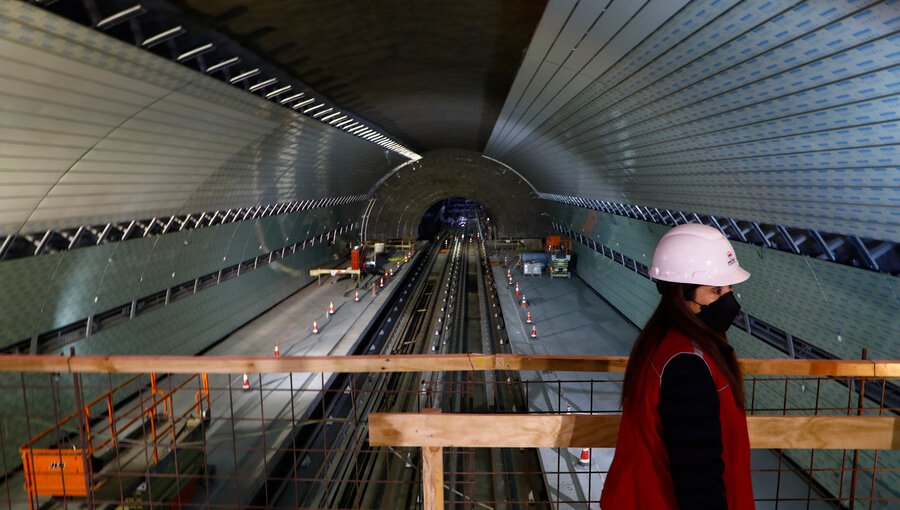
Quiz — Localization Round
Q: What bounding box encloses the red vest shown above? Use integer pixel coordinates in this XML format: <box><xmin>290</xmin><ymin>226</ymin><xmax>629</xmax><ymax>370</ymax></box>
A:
<box><xmin>600</xmin><ymin>330</ymin><xmax>754</xmax><ymax>509</ymax></box>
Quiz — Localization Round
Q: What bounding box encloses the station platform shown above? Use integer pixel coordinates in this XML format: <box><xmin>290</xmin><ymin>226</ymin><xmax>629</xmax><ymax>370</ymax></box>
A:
<box><xmin>491</xmin><ymin>258</ymin><xmax>837</xmax><ymax>509</ymax></box>
<box><xmin>196</xmin><ymin>252</ymin><xmax>413</xmax><ymax>506</ymax></box>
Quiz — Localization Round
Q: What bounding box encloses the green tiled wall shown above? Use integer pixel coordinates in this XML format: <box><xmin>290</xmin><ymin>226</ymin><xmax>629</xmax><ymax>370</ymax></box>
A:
<box><xmin>551</xmin><ymin>203</ymin><xmax>900</xmax><ymax>360</ymax></box>
<box><xmin>0</xmin><ymin>203</ymin><xmax>362</xmax><ymax>348</ymax></box>
<box><xmin>1</xmin><ymin>240</ymin><xmax>332</xmax><ymax>473</ymax></box>
<box><xmin>554</xmin><ymin>203</ymin><xmax>898</xmax><ymax>507</ymax></box>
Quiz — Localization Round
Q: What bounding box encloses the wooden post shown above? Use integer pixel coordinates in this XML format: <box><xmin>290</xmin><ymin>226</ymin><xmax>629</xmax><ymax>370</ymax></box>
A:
<box><xmin>422</xmin><ymin>445</ymin><xmax>443</xmax><ymax>510</ymax></box>
<box><xmin>421</xmin><ymin>408</ymin><xmax>443</xmax><ymax>510</ymax></box>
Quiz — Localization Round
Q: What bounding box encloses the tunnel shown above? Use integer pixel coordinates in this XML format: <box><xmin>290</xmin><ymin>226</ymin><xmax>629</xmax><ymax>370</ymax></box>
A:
<box><xmin>0</xmin><ymin>1</ymin><xmax>897</xmax><ymax>509</ymax></box>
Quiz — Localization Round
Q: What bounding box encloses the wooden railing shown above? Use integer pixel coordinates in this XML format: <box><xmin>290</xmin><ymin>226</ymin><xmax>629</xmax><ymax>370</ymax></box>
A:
<box><xmin>3</xmin><ymin>353</ymin><xmax>897</xmax><ymax>509</ymax></box>
<box><xmin>368</xmin><ymin>412</ymin><xmax>900</xmax><ymax>509</ymax></box>
<box><xmin>0</xmin><ymin>353</ymin><xmax>897</xmax><ymax>376</ymax></box>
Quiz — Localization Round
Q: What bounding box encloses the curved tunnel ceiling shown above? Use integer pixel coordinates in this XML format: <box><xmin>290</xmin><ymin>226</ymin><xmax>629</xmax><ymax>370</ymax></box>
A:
<box><xmin>171</xmin><ymin>0</ymin><xmax>548</xmax><ymax>152</ymax></box>
<box><xmin>365</xmin><ymin>150</ymin><xmax>550</xmax><ymax>240</ymax></box>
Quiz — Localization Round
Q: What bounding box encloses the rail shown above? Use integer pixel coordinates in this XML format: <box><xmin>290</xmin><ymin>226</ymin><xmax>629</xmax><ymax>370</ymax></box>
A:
<box><xmin>2</xmin><ymin>354</ymin><xmax>897</xmax><ymax>509</ymax></box>
<box><xmin>0</xmin><ymin>353</ymin><xmax>896</xmax><ymax>376</ymax></box>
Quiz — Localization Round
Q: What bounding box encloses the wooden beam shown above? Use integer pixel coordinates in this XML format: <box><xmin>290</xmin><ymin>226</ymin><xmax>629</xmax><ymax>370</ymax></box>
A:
<box><xmin>746</xmin><ymin>416</ymin><xmax>899</xmax><ymax>450</ymax></box>
<box><xmin>0</xmin><ymin>354</ymin><xmax>894</xmax><ymax>378</ymax></box>
<box><xmin>738</xmin><ymin>358</ymin><xmax>875</xmax><ymax>377</ymax></box>
<box><xmin>875</xmin><ymin>361</ymin><xmax>900</xmax><ymax>378</ymax></box>
<box><xmin>420</xmin><ymin>408</ymin><xmax>443</xmax><ymax>510</ymax></box>
<box><xmin>369</xmin><ymin>413</ymin><xmax>899</xmax><ymax>450</ymax></box>
<box><xmin>308</xmin><ymin>268</ymin><xmax>361</xmax><ymax>277</ymax></box>
<box><xmin>422</xmin><ymin>446</ymin><xmax>443</xmax><ymax>510</ymax></box>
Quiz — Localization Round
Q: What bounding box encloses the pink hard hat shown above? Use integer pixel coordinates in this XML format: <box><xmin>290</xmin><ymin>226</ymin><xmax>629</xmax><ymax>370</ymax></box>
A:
<box><xmin>650</xmin><ymin>223</ymin><xmax>750</xmax><ymax>286</ymax></box>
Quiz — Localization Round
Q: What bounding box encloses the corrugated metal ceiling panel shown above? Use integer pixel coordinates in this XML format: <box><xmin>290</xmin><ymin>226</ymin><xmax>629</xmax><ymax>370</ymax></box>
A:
<box><xmin>486</xmin><ymin>0</ymin><xmax>898</xmax><ymax>241</ymax></box>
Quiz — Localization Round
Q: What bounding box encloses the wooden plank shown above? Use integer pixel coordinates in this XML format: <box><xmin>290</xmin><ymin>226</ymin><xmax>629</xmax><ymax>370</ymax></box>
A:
<box><xmin>874</xmin><ymin>362</ymin><xmax>900</xmax><ymax>378</ymax></box>
<box><xmin>738</xmin><ymin>359</ymin><xmax>875</xmax><ymax>377</ymax></box>
<box><xmin>0</xmin><ymin>354</ymin><xmax>486</xmax><ymax>374</ymax></box>
<box><xmin>0</xmin><ymin>354</ymin><xmax>895</xmax><ymax>378</ymax></box>
<box><xmin>746</xmin><ymin>416</ymin><xmax>900</xmax><ymax>450</ymax></box>
<box><xmin>496</xmin><ymin>355</ymin><xmax>628</xmax><ymax>373</ymax></box>
<box><xmin>369</xmin><ymin>413</ymin><xmax>622</xmax><ymax>448</ymax></box>
<box><xmin>420</xmin><ymin>408</ymin><xmax>443</xmax><ymax>510</ymax></box>
<box><xmin>369</xmin><ymin>413</ymin><xmax>899</xmax><ymax>450</ymax></box>
<box><xmin>308</xmin><ymin>268</ymin><xmax>360</xmax><ymax>277</ymax></box>
<box><xmin>422</xmin><ymin>446</ymin><xmax>443</xmax><ymax>510</ymax></box>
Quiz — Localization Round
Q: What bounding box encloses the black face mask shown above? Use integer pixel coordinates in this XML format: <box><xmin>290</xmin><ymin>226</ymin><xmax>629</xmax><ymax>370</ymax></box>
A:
<box><xmin>695</xmin><ymin>291</ymin><xmax>741</xmax><ymax>332</ymax></box>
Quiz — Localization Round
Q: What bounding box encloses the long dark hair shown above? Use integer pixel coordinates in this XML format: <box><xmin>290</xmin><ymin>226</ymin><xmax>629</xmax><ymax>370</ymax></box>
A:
<box><xmin>621</xmin><ymin>281</ymin><xmax>745</xmax><ymax>409</ymax></box>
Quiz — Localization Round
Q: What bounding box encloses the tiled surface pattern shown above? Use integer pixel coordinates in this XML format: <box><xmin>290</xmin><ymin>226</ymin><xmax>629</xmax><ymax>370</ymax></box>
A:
<box><xmin>551</xmin><ymin>202</ymin><xmax>899</xmax><ymax>361</ymax></box>
<box><xmin>487</xmin><ymin>0</ymin><xmax>899</xmax><ymax>241</ymax></box>
<box><xmin>0</xmin><ymin>3</ymin><xmax>395</xmax><ymax>236</ymax></box>
<box><xmin>0</xmin><ymin>202</ymin><xmax>363</xmax><ymax>348</ymax></box>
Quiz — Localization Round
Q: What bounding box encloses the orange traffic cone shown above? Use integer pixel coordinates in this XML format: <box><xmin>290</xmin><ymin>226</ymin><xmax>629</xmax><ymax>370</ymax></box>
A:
<box><xmin>354</xmin><ymin>290</ymin><xmax>360</xmax><ymax>302</ymax></box>
<box><xmin>312</xmin><ymin>320</ymin><xmax>319</xmax><ymax>334</ymax></box>
<box><xmin>579</xmin><ymin>448</ymin><xmax>590</xmax><ymax>466</ymax></box>
<box><xmin>379</xmin><ymin>277</ymin><xmax>384</xmax><ymax>288</ymax></box>
<box><xmin>242</xmin><ymin>373</ymin><xmax>250</xmax><ymax>390</ymax></box>
<box><xmin>531</xmin><ymin>325</ymin><xmax>537</xmax><ymax>338</ymax></box>
<box><xmin>329</xmin><ymin>301</ymin><xmax>335</xmax><ymax>314</ymax></box>
<box><xmin>521</xmin><ymin>294</ymin><xmax>527</xmax><ymax>307</ymax></box>
<box><xmin>515</xmin><ymin>282</ymin><xmax>520</xmax><ymax>297</ymax></box>
<box><xmin>526</xmin><ymin>310</ymin><xmax>532</xmax><ymax>324</ymax></box>
<box><xmin>508</xmin><ymin>276</ymin><xmax>513</xmax><ymax>286</ymax></box>
<box><xmin>507</xmin><ymin>269</ymin><xmax>511</xmax><ymax>278</ymax></box>
<box><xmin>274</xmin><ymin>344</ymin><xmax>280</xmax><ymax>357</ymax></box>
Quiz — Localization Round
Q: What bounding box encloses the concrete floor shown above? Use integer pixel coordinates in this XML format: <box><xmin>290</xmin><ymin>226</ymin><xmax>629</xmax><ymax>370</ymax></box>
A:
<box><xmin>491</xmin><ymin>257</ymin><xmax>838</xmax><ymax>509</ymax></box>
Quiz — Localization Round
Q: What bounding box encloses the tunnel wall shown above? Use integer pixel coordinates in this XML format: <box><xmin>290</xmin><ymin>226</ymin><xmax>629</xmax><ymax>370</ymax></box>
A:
<box><xmin>0</xmin><ymin>203</ymin><xmax>363</xmax><ymax>350</ymax></box>
<box><xmin>0</xmin><ymin>237</ymin><xmax>336</xmax><ymax>473</ymax></box>
<box><xmin>365</xmin><ymin>150</ymin><xmax>552</xmax><ymax>239</ymax></box>
<box><xmin>550</xmin><ymin>201</ymin><xmax>899</xmax><ymax>502</ymax></box>
<box><xmin>0</xmin><ymin>2</ymin><xmax>394</xmax><ymax>238</ymax></box>
<box><xmin>487</xmin><ymin>0</ymin><xmax>899</xmax><ymax>243</ymax></box>
<box><xmin>548</xmin><ymin>202</ymin><xmax>899</xmax><ymax>361</ymax></box>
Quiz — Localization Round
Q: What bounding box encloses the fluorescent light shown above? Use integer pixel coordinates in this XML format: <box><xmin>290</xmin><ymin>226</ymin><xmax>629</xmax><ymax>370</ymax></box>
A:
<box><xmin>303</xmin><ymin>104</ymin><xmax>324</xmax><ymax>114</ymax></box>
<box><xmin>206</xmin><ymin>57</ymin><xmax>239</xmax><ymax>73</ymax></box>
<box><xmin>141</xmin><ymin>26</ymin><xmax>184</xmax><ymax>48</ymax></box>
<box><xmin>279</xmin><ymin>92</ymin><xmax>304</xmax><ymax>103</ymax></box>
<box><xmin>342</xmin><ymin>122</ymin><xmax>359</xmax><ymax>130</ymax></box>
<box><xmin>96</xmin><ymin>5</ymin><xmax>145</xmax><ymax>29</ymax></box>
<box><xmin>334</xmin><ymin>118</ymin><xmax>353</xmax><ymax>127</ymax></box>
<box><xmin>265</xmin><ymin>85</ymin><xmax>292</xmax><ymax>99</ymax></box>
<box><xmin>292</xmin><ymin>98</ymin><xmax>315</xmax><ymax>109</ymax></box>
<box><xmin>322</xmin><ymin>112</ymin><xmax>342</xmax><ymax>122</ymax></box>
<box><xmin>177</xmin><ymin>43</ymin><xmax>214</xmax><ymax>62</ymax></box>
<box><xmin>312</xmin><ymin>107</ymin><xmax>333</xmax><ymax>118</ymax></box>
<box><xmin>230</xmin><ymin>68</ymin><xmax>260</xmax><ymax>83</ymax></box>
<box><xmin>248</xmin><ymin>78</ymin><xmax>277</xmax><ymax>92</ymax></box>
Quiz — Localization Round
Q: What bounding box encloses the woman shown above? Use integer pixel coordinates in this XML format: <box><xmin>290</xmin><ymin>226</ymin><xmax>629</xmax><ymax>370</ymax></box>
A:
<box><xmin>600</xmin><ymin>223</ymin><xmax>755</xmax><ymax>510</ymax></box>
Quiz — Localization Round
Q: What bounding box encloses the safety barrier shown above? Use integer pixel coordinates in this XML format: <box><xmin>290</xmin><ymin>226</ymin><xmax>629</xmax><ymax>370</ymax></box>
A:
<box><xmin>0</xmin><ymin>354</ymin><xmax>896</xmax><ymax>509</ymax></box>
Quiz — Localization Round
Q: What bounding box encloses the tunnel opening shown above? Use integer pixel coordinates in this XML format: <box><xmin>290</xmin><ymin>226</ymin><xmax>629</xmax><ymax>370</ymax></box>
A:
<box><xmin>417</xmin><ymin>197</ymin><xmax>489</xmax><ymax>240</ymax></box>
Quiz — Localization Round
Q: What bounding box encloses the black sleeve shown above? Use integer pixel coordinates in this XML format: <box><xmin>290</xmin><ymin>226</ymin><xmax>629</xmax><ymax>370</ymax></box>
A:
<box><xmin>659</xmin><ymin>353</ymin><xmax>728</xmax><ymax>509</ymax></box>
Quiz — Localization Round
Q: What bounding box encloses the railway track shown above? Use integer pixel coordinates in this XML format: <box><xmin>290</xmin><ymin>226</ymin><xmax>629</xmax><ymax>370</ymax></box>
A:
<box><xmin>264</xmin><ymin>224</ymin><xmax>549</xmax><ymax>508</ymax></box>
